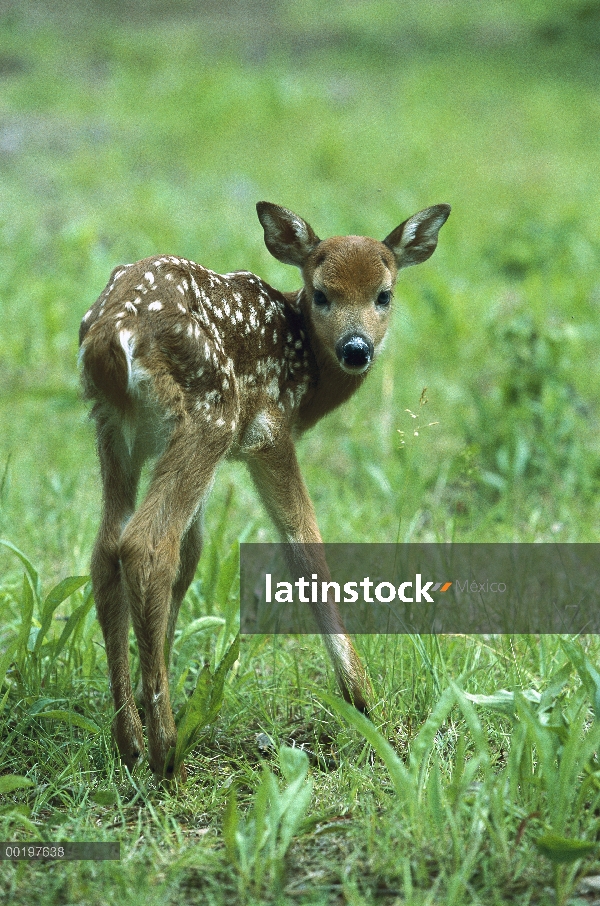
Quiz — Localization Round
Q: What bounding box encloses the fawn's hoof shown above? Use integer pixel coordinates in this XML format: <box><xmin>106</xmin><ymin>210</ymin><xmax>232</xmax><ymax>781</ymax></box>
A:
<box><xmin>118</xmin><ymin>746</ymin><xmax>145</xmax><ymax>772</ymax></box>
<box><xmin>113</xmin><ymin>721</ymin><xmax>145</xmax><ymax>772</ymax></box>
<box><xmin>149</xmin><ymin>756</ymin><xmax>187</xmax><ymax>784</ymax></box>
<box><xmin>341</xmin><ymin>683</ymin><xmax>372</xmax><ymax>715</ymax></box>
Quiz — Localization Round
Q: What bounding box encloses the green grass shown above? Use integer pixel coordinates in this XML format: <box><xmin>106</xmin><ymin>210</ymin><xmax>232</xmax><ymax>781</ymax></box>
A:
<box><xmin>2</xmin><ymin>1</ymin><xmax>600</xmax><ymax>902</ymax></box>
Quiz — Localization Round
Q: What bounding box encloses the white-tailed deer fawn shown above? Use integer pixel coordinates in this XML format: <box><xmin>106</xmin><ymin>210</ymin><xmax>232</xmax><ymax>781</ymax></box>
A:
<box><xmin>79</xmin><ymin>201</ymin><xmax>450</xmax><ymax>778</ymax></box>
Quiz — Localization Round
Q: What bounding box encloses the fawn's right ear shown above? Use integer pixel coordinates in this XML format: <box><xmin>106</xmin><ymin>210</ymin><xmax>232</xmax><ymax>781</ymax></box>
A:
<box><xmin>257</xmin><ymin>202</ymin><xmax>321</xmax><ymax>268</ymax></box>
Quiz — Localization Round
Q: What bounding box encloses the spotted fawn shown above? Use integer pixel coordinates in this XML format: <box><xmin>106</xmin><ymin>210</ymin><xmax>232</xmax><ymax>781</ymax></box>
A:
<box><xmin>79</xmin><ymin>200</ymin><xmax>451</xmax><ymax>778</ymax></box>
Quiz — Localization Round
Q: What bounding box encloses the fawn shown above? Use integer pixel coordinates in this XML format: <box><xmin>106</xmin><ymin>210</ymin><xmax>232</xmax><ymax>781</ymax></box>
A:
<box><xmin>79</xmin><ymin>200</ymin><xmax>450</xmax><ymax>778</ymax></box>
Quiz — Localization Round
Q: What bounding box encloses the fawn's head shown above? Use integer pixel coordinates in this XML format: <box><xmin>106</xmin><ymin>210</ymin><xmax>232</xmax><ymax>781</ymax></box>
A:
<box><xmin>257</xmin><ymin>201</ymin><xmax>450</xmax><ymax>374</ymax></box>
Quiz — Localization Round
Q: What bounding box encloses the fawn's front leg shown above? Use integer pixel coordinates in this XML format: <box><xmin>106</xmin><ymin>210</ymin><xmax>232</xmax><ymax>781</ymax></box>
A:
<box><xmin>245</xmin><ymin>437</ymin><xmax>371</xmax><ymax>711</ymax></box>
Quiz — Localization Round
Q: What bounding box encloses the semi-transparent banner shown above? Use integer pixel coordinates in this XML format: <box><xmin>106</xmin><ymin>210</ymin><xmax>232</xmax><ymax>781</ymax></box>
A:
<box><xmin>239</xmin><ymin>544</ymin><xmax>600</xmax><ymax>634</ymax></box>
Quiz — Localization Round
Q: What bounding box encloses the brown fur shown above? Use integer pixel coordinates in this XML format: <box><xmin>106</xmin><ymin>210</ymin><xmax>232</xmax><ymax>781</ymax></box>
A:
<box><xmin>80</xmin><ymin>201</ymin><xmax>450</xmax><ymax>778</ymax></box>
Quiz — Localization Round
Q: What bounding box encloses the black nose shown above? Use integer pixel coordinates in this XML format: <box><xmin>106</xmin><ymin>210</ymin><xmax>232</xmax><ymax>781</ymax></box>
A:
<box><xmin>335</xmin><ymin>334</ymin><xmax>374</xmax><ymax>372</ymax></box>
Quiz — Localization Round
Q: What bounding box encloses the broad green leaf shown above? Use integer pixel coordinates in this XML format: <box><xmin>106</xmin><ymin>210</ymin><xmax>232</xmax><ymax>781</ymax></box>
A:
<box><xmin>91</xmin><ymin>790</ymin><xmax>118</xmax><ymax>806</ymax></box>
<box><xmin>202</xmin><ymin>489</ymin><xmax>235</xmax><ymax>608</ymax></box>
<box><xmin>540</xmin><ymin>663</ymin><xmax>573</xmax><ymax>709</ymax></box>
<box><xmin>515</xmin><ymin>692</ymin><xmax>558</xmax><ymax>788</ymax></box>
<box><xmin>279</xmin><ymin>745</ymin><xmax>309</xmax><ymax>784</ymax></box>
<box><xmin>322</xmin><ymin>691</ymin><xmax>412</xmax><ymax>800</ymax></box>
<box><xmin>17</xmin><ymin>575</ymin><xmax>34</xmax><ymax>668</ymax></box>
<box><xmin>278</xmin><ymin>780</ymin><xmax>312</xmax><ymax>856</ymax></box>
<box><xmin>426</xmin><ymin>756</ymin><xmax>445</xmax><ymax>830</ymax></box>
<box><xmin>176</xmin><ymin>615</ymin><xmax>225</xmax><ymax>648</ymax></box>
<box><xmin>452</xmin><ymin>681</ymin><xmax>490</xmax><ymax>763</ymax></box>
<box><xmin>0</xmin><ymin>540</ymin><xmax>41</xmax><ymax>604</ymax></box>
<box><xmin>0</xmin><ymin>803</ymin><xmax>33</xmax><ymax>822</ymax></box>
<box><xmin>50</xmin><ymin>589</ymin><xmax>95</xmax><ymax>664</ymax></box>
<box><xmin>463</xmin><ymin>688</ymin><xmax>541</xmax><ymax>716</ymax></box>
<box><xmin>35</xmin><ymin>576</ymin><xmax>89</xmax><ymax>653</ymax></box>
<box><xmin>173</xmin><ymin>635</ymin><xmax>239</xmax><ymax>772</ymax></box>
<box><xmin>410</xmin><ymin>684</ymin><xmax>456</xmax><ymax>774</ymax></box>
<box><xmin>553</xmin><ymin>708</ymin><xmax>600</xmax><ymax>833</ymax></box>
<box><xmin>43</xmin><ymin>575</ymin><xmax>89</xmax><ymax>613</ymax></box>
<box><xmin>37</xmin><ymin>710</ymin><xmax>101</xmax><ymax>734</ymax></box>
<box><xmin>0</xmin><ymin>637</ymin><xmax>18</xmax><ymax>688</ymax></box>
<box><xmin>215</xmin><ymin>541</ymin><xmax>239</xmax><ymax>610</ymax></box>
<box><xmin>560</xmin><ymin>638</ymin><xmax>600</xmax><ymax>719</ymax></box>
<box><xmin>277</xmin><ymin>771</ymin><xmax>308</xmax><ymax>825</ymax></box>
<box><xmin>0</xmin><ymin>775</ymin><xmax>35</xmax><ymax>794</ymax></box>
<box><xmin>174</xmin><ymin>664</ymin><xmax>212</xmax><ymax>767</ymax></box>
<box><xmin>214</xmin><ymin>542</ymin><xmax>241</xmax><ymax>663</ymax></box>
<box><xmin>206</xmin><ymin>633</ymin><xmax>239</xmax><ymax>726</ymax></box>
<box><xmin>29</xmin><ymin>697</ymin><xmax>65</xmax><ymax>715</ymax></box>
<box><xmin>536</xmin><ymin>832</ymin><xmax>597</xmax><ymax>864</ymax></box>
<box><xmin>223</xmin><ymin>786</ymin><xmax>239</xmax><ymax>865</ymax></box>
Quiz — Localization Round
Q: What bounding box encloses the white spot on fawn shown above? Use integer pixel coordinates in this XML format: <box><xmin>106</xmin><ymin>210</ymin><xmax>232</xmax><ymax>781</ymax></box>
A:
<box><xmin>148</xmin><ymin>301</ymin><xmax>163</xmax><ymax>312</ymax></box>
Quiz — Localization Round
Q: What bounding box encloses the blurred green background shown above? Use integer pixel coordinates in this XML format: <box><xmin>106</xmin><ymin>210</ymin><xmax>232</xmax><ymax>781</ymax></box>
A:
<box><xmin>2</xmin><ymin>0</ymin><xmax>600</xmax><ymax>582</ymax></box>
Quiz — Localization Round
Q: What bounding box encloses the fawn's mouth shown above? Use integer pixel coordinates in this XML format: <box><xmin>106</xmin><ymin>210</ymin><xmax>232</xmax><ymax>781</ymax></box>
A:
<box><xmin>335</xmin><ymin>333</ymin><xmax>374</xmax><ymax>374</ymax></box>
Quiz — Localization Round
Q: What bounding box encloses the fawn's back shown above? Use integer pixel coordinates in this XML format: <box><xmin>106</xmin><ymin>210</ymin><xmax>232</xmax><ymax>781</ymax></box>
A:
<box><xmin>79</xmin><ymin>256</ymin><xmax>315</xmax><ymax>459</ymax></box>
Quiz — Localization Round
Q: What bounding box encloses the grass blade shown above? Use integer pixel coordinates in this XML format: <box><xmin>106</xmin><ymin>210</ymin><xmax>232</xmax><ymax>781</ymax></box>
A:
<box><xmin>0</xmin><ymin>540</ymin><xmax>41</xmax><ymax>605</ymax></box>
<box><xmin>321</xmin><ymin>691</ymin><xmax>412</xmax><ymax>799</ymax></box>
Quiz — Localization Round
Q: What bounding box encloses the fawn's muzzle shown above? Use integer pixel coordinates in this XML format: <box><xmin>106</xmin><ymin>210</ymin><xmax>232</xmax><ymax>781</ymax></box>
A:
<box><xmin>336</xmin><ymin>334</ymin><xmax>374</xmax><ymax>374</ymax></box>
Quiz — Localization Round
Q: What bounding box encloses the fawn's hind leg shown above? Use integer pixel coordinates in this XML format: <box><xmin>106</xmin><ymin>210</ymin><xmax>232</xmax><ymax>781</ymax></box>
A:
<box><xmin>167</xmin><ymin>516</ymin><xmax>204</xmax><ymax>660</ymax></box>
<box><xmin>91</xmin><ymin>415</ymin><xmax>145</xmax><ymax>770</ymax></box>
<box><xmin>119</xmin><ymin>416</ymin><xmax>233</xmax><ymax>778</ymax></box>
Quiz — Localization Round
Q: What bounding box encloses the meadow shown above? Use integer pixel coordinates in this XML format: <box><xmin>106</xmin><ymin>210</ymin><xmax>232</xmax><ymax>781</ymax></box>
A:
<box><xmin>2</xmin><ymin>1</ymin><xmax>600</xmax><ymax>902</ymax></box>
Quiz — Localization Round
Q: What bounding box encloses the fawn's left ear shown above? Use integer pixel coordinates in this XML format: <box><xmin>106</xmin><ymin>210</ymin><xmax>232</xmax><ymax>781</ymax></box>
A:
<box><xmin>257</xmin><ymin>202</ymin><xmax>321</xmax><ymax>268</ymax></box>
<box><xmin>383</xmin><ymin>204</ymin><xmax>451</xmax><ymax>269</ymax></box>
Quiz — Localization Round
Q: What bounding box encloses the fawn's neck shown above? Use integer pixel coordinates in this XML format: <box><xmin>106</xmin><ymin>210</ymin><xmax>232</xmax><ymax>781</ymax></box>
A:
<box><xmin>281</xmin><ymin>290</ymin><xmax>367</xmax><ymax>434</ymax></box>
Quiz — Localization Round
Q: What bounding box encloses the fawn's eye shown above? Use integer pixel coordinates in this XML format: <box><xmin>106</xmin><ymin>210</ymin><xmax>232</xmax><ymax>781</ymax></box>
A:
<box><xmin>377</xmin><ymin>290</ymin><xmax>391</xmax><ymax>307</ymax></box>
<box><xmin>313</xmin><ymin>290</ymin><xmax>329</xmax><ymax>308</ymax></box>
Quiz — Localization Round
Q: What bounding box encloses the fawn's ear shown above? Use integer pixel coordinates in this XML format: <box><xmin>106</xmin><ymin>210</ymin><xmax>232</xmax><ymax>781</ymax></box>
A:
<box><xmin>257</xmin><ymin>202</ymin><xmax>321</xmax><ymax>268</ymax></box>
<box><xmin>383</xmin><ymin>204</ymin><xmax>451</xmax><ymax>269</ymax></box>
